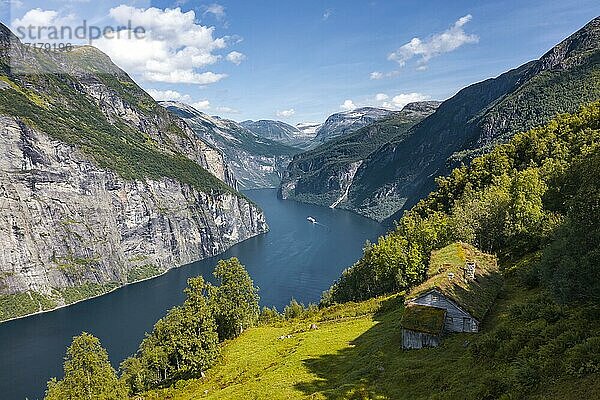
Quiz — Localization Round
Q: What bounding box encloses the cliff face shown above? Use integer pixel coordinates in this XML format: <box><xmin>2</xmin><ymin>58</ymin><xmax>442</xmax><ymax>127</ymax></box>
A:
<box><xmin>279</xmin><ymin>102</ymin><xmax>440</xmax><ymax>210</ymax></box>
<box><xmin>0</xmin><ymin>25</ymin><xmax>267</xmax><ymax>321</ymax></box>
<box><xmin>162</xmin><ymin>102</ymin><xmax>300</xmax><ymax>189</ymax></box>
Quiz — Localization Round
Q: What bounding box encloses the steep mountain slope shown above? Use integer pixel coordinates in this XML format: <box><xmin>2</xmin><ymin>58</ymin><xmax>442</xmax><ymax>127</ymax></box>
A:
<box><xmin>315</xmin><ymin>107</ymin><xmax>400</xmax><ymax>142</ymax></box>
<box><xmin>0</xmin><ymin>24</ymin><xmax>267</xmax><ymax>322</ymax></box>
<box><xmin>279</xmin><ymin>102</ymin><xmax>440</xmax><ymax>208</ymax></box>
<box><xmin>343</xmin><ymin>17</ymin><xmax>600</xmax><ymax>222</ymax></box>
<box><xmin>162</xmin><ymin>102</ymin><xmax>301</xmax><ymax>189</ymax></box>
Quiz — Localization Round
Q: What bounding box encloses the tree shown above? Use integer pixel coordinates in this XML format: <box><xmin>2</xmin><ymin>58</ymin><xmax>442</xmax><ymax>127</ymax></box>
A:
<box><xmin>45</xmin><ymin>332</ymin><xmax>126</xmax><ymax>400</ymax></box>
<box><xmin>121</xmin><ymin>276</ymin><xmax>219</xmax><ymax>393</ymax></box>
<box><xmin>210</xmin><ymin>258</ymin><xmax>260</xmax><ymax>341</ymax></box>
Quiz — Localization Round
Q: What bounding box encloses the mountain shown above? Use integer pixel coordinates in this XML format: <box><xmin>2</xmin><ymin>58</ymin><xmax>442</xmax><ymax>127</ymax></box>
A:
<box><xmin>279</xmin><ymin>102</ymin><xmax>441</xmax><ymax>208</ymax></box>
<box><xmin>0</xmin><ymin>24</ymin><xmax>267</xmax><ymax>322</ymax></box>
<box><xmin>295</xmin><ymin>122</ymin><xmax>321</xmax><ymax>139</ymax></box>
<box><xmin>314</xmin><ymin>17</ymin><xmax>600</xmax><ymax>223</ymax></box>
<box><xmin>240</xmin><ymin>119</ymin><xmax>315</xmax><ymax>150</ymax></box>
<box><xmin>314</xmin><ymin>107</ymin><xmax>400</xmax><ymax>142</ymax></box>
<box><xmin>162</xmin><ymin>103</ymin><xmax>301</xmax><ymax>189</ymax></box>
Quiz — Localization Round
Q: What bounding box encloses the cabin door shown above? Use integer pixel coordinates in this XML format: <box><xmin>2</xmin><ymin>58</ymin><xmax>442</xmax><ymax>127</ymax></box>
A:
<box><xmin>462</xmin><ymin>318</ymin><xmax>471</xmax><ymax>332</ymax></box>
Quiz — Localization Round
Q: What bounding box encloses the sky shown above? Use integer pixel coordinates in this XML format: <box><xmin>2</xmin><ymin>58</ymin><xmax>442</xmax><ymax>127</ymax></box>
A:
<box><xmin>1</xmin><ymin>0</ymin><xmax>599</xmax><ymax>124</ymax></box>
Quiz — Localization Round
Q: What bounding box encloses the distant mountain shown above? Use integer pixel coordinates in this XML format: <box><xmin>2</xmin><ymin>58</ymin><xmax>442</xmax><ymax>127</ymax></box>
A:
<box><xmin>336</xmin><ymin>16</ymin><xmax>600</xmax><ymax>223</ymax></box>
<box><xmin>314</xmin><ymin>107</ymin><xmax>400</xmax><ymax>142</ymax></box>
<box><xmin>295</xmin><ymin>122</ymin><xmax>321</xmax><ymax>138</ymax></box>
<box><xmin>240</xmin><ymin>119</ymin><xmax>314</xmax><ymax>149</ymax></box>
<box><xmin>279</xmin><ymin>102</ymin><xmax>440</xmax><ymax>208</ymax></box>
<box><xmin>163</xmin><ymin>102</ymin><xmax>301</xmax><ymax>189</ymax></box>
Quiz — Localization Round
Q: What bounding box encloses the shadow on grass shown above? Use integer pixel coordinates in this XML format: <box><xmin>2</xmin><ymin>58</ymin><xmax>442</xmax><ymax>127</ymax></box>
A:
<box><xmin>294</xmin><ymin>296</ymin><xmax>477</xmax><ymax>400</ymax></box>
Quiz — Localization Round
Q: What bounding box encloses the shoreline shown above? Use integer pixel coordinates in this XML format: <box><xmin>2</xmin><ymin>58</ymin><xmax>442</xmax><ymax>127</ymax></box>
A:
<box><xmin>0</xmin><ymin>229</ymin><xmax>269</xmax><ymax>325</ymax></box>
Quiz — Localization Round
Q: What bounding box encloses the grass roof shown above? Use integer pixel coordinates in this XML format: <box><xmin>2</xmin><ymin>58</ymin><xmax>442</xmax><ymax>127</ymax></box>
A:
<box><xmin>400</xmin><ymin>304</ymin><xmax>446</xmax><ymax>335</ymax></box>
<box><xmin>408</xmin><ymin>242</ymin><xmax>502</xmax><ymax>321</ymax></box>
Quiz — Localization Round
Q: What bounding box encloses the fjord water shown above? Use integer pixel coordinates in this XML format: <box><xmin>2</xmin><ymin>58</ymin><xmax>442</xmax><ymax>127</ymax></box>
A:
<box><xmin>0</xmin><ymin>189</ymin><xmax>384</xmax><ymax>400</ymax></box>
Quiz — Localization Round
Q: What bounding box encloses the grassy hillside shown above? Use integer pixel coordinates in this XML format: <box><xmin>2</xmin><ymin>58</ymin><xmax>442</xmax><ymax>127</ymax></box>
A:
<box><xmin>142</xmin><ymin>269</ymin><xmax>600</xmax><ymax>400</ymax></box>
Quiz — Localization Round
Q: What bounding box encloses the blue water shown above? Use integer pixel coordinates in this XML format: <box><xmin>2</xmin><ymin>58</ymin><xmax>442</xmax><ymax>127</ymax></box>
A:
<box><xmin>0</xmin><ymin>189</ymin><xmax>384</xmax><ymax>399</ymax></box>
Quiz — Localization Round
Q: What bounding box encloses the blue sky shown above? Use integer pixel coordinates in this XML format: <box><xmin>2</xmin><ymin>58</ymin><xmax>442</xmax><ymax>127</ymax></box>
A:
<box><xmin>2</xmin><ymin>0</ymin><xmax>599</xmax><ymax>124</ymax></box>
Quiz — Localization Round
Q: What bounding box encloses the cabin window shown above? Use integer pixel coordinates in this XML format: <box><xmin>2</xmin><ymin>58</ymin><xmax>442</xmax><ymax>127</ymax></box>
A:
<box><xmin>431</xmin><ymin>294</ymin><xmax>439</xmax><ymax>302</ymax></box>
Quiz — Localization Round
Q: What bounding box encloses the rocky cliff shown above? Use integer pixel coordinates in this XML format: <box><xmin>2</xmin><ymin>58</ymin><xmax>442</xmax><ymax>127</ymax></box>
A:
<box><xmin>0</xmin><ymin>25</ymin><xmax>267</xmax><ymax>322</ymax></box>
<box><xmin>279</xmin><ymin>102</ymin><xmax>440</xmax><ymax>208</ymax></box>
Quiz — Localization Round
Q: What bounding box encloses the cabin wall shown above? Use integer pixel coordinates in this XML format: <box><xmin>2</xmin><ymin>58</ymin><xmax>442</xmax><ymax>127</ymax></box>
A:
<box><xmin>410</xmin><ymin>291</ymin><xmax>478</xmax><ymax>333</ymax></box>
<box><xmin>402</xmin><ymin>329</ymin><xmax>441</xmax><ymax>349</ymax></box>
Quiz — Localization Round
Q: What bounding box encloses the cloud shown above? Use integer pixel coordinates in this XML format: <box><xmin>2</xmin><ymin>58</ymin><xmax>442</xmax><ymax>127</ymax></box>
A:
<box><xmin>91</xmin><ymin>5</ymin><xmax>235</xmax><ymax>85</ymax></box>
<box><xmin>215</xmin><ymin>106</ymin><xmax>239</xmax><ymax>114</ymax></box>
<box><xmin>388</xmin><ymin>14</ymin><xmax>478</xmax><ymax>69</ymax></box>
<box><xmin>147</xmin><ymin>89</ymin><xmax>191</xmax><ymax>102</ymax></box>
<box><xmin>191</xmin><ymin>100</ymin><xmax>211</xmax><ymax>110</ymax></box>
<box><xmin>226</xmin><ymin>51</ymin><xmax>246</xmax><ymax>65</ymax></box>
<box><xmin>370</xmin><ymin>70</ymin><xmax>400</xmax><ymax>80</ymax></box>
<box><xmin>203</xmin><ymin>3</ymin><xmax>226</xmax><ymax>20</ymax></box>
<box><xmin>381</xmin><ymin>92</ymin><xmax>429</xmax><ymax>109</ymax></box>
<box><xmin>322</xmin><ymin>9</ymin><xmax>332</xmax><ymax>21</ymax></box>
<box><xmin>12</xmin><ymin>8</ymin><xmax>75</xmax><ymax>38</ymax></box>
<box><xmin>339</xmin><ymin>99</ymin><xmax>357</xmax><ymax>111</ymax></box>
<box><xmin>375</xmin><ymin>93</ymin><xmax>389</xmax><ymax>101</ymax></box>
<box><xmin>276</xmin><ymin>109</ymin><xmax>296</xmax><ymax>118</ymax></box>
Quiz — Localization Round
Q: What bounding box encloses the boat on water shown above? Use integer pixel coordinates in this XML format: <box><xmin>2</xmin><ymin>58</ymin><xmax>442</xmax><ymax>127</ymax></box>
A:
<box><xmin>307</xmin><ymin>216</ymin><xmax>317</xmax><ymax>223</ymax></box>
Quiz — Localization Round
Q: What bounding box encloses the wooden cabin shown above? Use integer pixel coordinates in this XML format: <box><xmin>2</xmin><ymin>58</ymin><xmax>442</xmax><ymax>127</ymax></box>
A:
<box><xmin>400</xmin><ymin>242</ymin><xmax>501</xmax><ymax>349</ymax></box>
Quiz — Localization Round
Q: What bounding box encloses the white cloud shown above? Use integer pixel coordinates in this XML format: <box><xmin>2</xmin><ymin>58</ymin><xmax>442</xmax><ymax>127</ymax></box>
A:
<box><xmin>339</xmin><ymin>99</ymin><xmax>356</xmax><ymax>111</ymax></box>
<box><xmin>226</xmin><ymin>51</ymin><xmax>246</xmax><ymax>65</ymax></box>
<box><xmin>203</xmin><ymin>4</ymin><xmax>226</xmax><ymax>20</ymax></box>
<box><xmin>147</xmin><ymin>89</ymin><xmax>191</xmax><ymax>102</ymax></box>
<box><xmin>91</xmin><ymin>5</ymin><xmax>235</xmax><ymax>85</ymax></box>
<box><xmin>12</xmin><ymin>8</ymin><xmax>75</xmax><ymax>39</ymax></box>
<box><xmin>370</xmin><ymin>71</ymin><xmax>384</xmax><ymax>80</ymax></box>
<box><xmin>381</xmin><ymin>92</ymin><xmax>429</xmax><ymax>109</ymax></box>
<box><xmin>276</xmin><ymin>109</ymin><xmax>296</xmax><ymax>118</ymax></box>
<box><xmin>215</xmin><ymin>106</ymin><xmax>239</xmax><ymax>114</ymax></box>
<box><xmin>388</xmin><ymin>14</ymin><xmax>478</xmax><ymax>69</ymax></box>
<box><xmin>322</xmin><ymin>9</ymin><xmax>332</xmax><ymax>21</ymax></box>
<box><xmin>375</xmin><ymin>93</ymin><xmax>389</xmax><ymax>101</ymax></box>
<box><xmin>191</xmin><ymin>100</ymin><xmax>211</xmax><ymax>110</ymax></box>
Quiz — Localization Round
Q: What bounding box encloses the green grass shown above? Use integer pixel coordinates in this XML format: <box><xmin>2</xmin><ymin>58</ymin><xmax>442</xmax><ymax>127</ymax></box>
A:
<box><xmin>140</xmin><ymin>268</ymin><xmax>600</xmax><ymax>400</ymax></box>
<box><xmin>400</xmin><ymin>304</ymin><xmax>445</xmax><ymax>335</ymax></box>
<box><xmin>409</xmin><ymin>242</ymin><xmax>502</xmax><ymax>321</ymax></box>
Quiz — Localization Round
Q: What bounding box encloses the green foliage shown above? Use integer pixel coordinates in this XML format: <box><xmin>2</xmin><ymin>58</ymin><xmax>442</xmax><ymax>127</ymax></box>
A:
<box><xmin>121</xmin><ymin>276</ymin><xmax>219</xmax><ymax>392</ymax></box>
<box><xmin>58</xmin><ymin>282</ymin><xmax>121</xmax><ymax>305</ymax></box>
<box><xmin>209</xmin><ymin>258</ymin><xmax>260</xmax><ymax>341</ymax></box>
<box><xmin>121</xmin><ymin>258</ymin><xmax>261</xmax><ymax>394</ymax></box>
<box><xmin>470</xmin><ymin>293</ymin><xmax>600</xmax><ymax>395</ymax></box>
<box><xmin>540</xmin><ymin>146</ymin><xmax>600</xmax><ymax>303</ymax></box>
<box><xmin>45</xmin><ymin>332</ymin><xmax>127</xmax><ymax>400</ymax></box>
<box><xmin>282</xmin><ymin>298</ymin><xmax>319</xmax><ymax>320</ymax></box>
<box><xmin>326</xmin><ymin>101</ymin><xmax>600</xmax><ymax>304</ymax></box>
<box><xmin>126</xmin><ymin>264</ymin><xmax>163</xmax><ymax>283</ymax></box>
<box><xmin>0</xmin><ymin>291</ymin><xmax>58</xmax><ymax>322</ymax></box>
